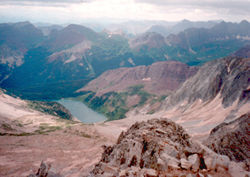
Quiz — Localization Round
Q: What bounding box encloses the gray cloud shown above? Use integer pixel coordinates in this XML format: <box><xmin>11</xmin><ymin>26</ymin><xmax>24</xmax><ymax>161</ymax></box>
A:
<box><xmin>0</xmin><ymin>0</ymin><xmax>93</xmax><ymax>7</ymax></box>
<box><xmin>0</xmin><ymin>0</ymin><xmax>249</xmax><ymax>23</ymax></box>
<box><xmin>0</xmin><ymin>0</ymin><xmax>88</xmax><ymax>3</ymax></box>
<box><xmin>135</xmin><ymin>0</ymin><xmax>250</xmax><ymax>14</ymax></box>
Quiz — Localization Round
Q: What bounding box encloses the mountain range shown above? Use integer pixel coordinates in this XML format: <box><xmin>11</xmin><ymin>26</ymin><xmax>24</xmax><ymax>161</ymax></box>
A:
<box><xmin>0</xmin><ymin>20</ymin><xmax>250</xmax><ymax>99</ymax></box>
<box><xmin>147</xmin><ymin>19</ymin><xmax>219</xmax><ymax>36</ymax></box>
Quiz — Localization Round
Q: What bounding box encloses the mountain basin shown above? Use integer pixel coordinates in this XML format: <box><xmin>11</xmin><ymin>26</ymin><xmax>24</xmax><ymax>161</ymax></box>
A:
<box><xmin>57</xmin><ymin>99</ymin><xmax>107</xmax><ymax>123</ymax></box>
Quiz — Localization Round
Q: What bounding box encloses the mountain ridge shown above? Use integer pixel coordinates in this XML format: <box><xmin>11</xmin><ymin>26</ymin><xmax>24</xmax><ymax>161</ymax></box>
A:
<box><xmin>79</xmin><ymin>60</ymin><xmax>198</xmax><ymax>96</ymax></box>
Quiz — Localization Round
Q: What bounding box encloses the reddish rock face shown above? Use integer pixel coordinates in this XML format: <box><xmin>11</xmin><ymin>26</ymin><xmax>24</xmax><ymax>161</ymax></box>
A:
<box><xmin>79</xmin><ymin>61</ymin><xmax>198</xmax><ymax>96</ymax></box>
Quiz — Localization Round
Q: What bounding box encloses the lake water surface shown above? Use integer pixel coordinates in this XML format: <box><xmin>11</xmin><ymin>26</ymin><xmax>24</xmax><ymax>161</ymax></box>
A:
<box><xmin>57</xmin><ymin>99</ymin><xmax>107</xmax><ymax>123</ymax></box>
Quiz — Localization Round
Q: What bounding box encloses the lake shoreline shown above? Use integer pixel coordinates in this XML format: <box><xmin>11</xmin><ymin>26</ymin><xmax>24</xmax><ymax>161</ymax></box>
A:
<box><xmin>56</xmin><ymin>99</ymin><xmax>107</xmax><ymax>124</ymax></box>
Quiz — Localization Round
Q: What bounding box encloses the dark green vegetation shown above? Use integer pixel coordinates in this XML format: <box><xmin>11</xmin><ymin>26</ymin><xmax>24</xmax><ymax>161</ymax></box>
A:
<box><xmin>28</xmin><ymin>101</ymin><xmax>73</xmax><ymax>120</ymax></box>
<box><xmin>76</xmin><ymin>92</ymin><xmax>129</xmax><ymax>121</ymax></box>
<box><xmin>75</xmin><ymin>85</ymin><xmax>159</xmax><ymax>120</ymax></box>
<box><xmin>0</xmin><ymin>21</ymin><xmax>250</xmax><ymax>100</ymax></box>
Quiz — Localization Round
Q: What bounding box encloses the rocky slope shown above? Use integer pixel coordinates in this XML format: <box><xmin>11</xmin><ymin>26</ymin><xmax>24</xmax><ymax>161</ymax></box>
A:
<box><xmin>205</xmin><ymin>113</ymin><xmax>250</xmax><ymax>170</ymax></box>
<box><xmin>233</xmin><ymin>45</ymin><xmax>250</xmax><ymax>58</ymax></box>
<box><xmin>120</xmin><ymin>57</ymin><xmax>250</xmax><ymax>140</ymax></box>
<box><xmin>0</xmin><ymin>123</ymin><xmax>112</xmax><ymax>177</ymax></box>
<box><xmin>163</xmin><ymin>57</ymin><xmax>250</xmax><ymax>108</ymax></box>
<box><xmin>0</xmin><ymin>90</ymin><xmax>114</xmax><ymax>177</ymax></box>
<box><xmin>0</xmin><ymin>90</ymin><xmax>73</xmax><ymax>135</ymax></box>
<box><xmin>89</xmin><ymin>118</ymin><xmax>248</xmax><ymax>177</ymax></box>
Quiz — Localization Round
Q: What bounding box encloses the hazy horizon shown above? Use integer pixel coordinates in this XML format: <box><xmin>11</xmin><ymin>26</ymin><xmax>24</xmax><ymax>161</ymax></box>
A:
<box><xmin>0</xmin><ymin>0</ymin><xmax>249</xmax><ymax>24</ymax></box>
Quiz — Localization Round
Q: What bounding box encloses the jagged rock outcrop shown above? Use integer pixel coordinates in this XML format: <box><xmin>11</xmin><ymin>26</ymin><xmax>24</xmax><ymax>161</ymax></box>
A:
<box><xmin>205</xmin><ymin>113</ymin><xmax>250</xmax><ymax>170</ymax></box>
<box><xmin>28</xmin><ymin>161</ymin><xmax>62</xmax><ymax>177</ymax></box>
<box><xmin>89</xmin><ymin>119</ymin><xmax>246</xmax><ymax>177</ymax></box>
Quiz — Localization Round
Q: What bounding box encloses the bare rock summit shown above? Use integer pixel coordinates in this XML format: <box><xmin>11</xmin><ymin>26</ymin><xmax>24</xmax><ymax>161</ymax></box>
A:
<box><xmin>89</xmin><ymin>118</ymin><xmax>247</xmax><ymax>177</ymax></box>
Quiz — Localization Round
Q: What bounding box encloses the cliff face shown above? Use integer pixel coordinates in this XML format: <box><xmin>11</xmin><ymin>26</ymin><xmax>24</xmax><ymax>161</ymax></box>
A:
<box><xmin>205</xmin><ymin>113</ymin><xmax>250</xmax><ymax>170</ymax></box>
<box><xmin>89</xmin><ymin>118</ymin><xmax>248</xmax><ymax>177</ymax></box>
<box><xmin>163</xmin><ymin>57</ymin><xmax>250</xmax><ymax>109</ymax></box>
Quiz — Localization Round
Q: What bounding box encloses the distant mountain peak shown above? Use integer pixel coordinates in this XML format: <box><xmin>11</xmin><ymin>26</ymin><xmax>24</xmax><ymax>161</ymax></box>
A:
<box><xmin>181</xmin><ymin>19</ymin><xmax>191</xmax><ymax>23</ymax></box>
<box><xmin>240</xmin><ymin>20</ymin><xmax>249</xmax><ymax>25</ymax></box>
<box><xmin>129</xmin><ymin>31</ymin><xmax>166</xmax><ymax>50</ymax></box>
<box><xmin>12</xmin><ymin>21</ymin><xmax>32</xmax><ymax>27</ymax></box>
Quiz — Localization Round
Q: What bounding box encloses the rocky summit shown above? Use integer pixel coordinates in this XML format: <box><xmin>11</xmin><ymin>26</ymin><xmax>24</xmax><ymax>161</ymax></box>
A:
<box><xmin>89</xmin><ymin>118</ymin><xmax>248</xmax><ymax>177</ymax></box>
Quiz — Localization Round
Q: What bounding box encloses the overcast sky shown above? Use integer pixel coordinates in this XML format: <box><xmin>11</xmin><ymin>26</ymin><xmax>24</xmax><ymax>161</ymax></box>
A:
<box><xmin>0</xmin><ymin>0</ymin><xmax>249</xmax><ymax>24</ymax></box>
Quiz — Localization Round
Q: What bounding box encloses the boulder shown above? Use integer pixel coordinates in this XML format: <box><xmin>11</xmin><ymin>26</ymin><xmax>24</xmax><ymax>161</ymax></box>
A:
<box><xmin>118</xmin><ymin>169</ymin><xmax>127</xmax><ymax>177</ymax></box>
<box><xmin>180</xmin><ymin>158</ymin><xmax>192</xmax><ymax>170</ymax></box>
<box><xmin>100</xmin><ymin>162</ymin><xmax>118</xmax><ymax>174</ymax></box>
<box><xmin>198</xmin><ymin>173</ymin><xmax>205</xmax><ymax>177</ymax></box>
<box><xmin>215</xmin><ymin>155</ymin><xmax>230</xmax><ymax>170</ymax></box>
<box><xmin>186</xmin><ymin>174</ymin><xmax>195</xmax><ymax>177</ymax></box>
<box><xmin>160</xmin><ymin>153</ymin><xmax>180</xmax><ymax>170</ymax></box>
<box><xmin>204</xmin><ymin>156</ymin><xmax>216</xmax><ymax>170</ymax></box>
<box><xmin>142</xmin><ymin>168</ymin><xmax>157</xmax><ymax>177</ymax></box>
<box><xmin>28</xmin><ymin>161</ymin><xmax>62</xmax><ymax>177</ymax></box>
<box><xmin>188</xmin><ymin>154</ymin><xmax>200</xmax><ymax>172</ymax></box>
